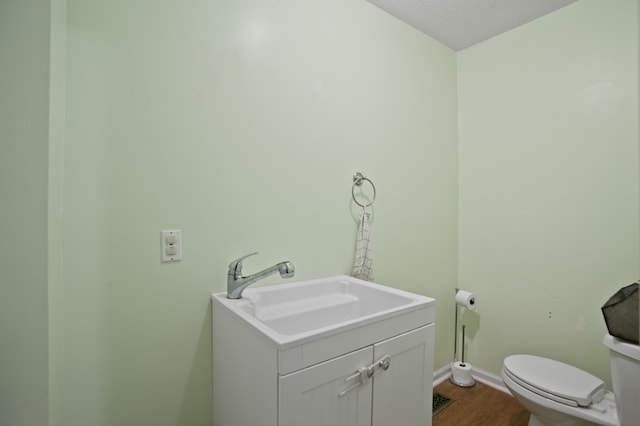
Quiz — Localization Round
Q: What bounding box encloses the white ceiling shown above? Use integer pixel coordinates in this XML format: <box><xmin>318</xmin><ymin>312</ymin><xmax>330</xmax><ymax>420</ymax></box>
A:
<box><xmin>366</xmin><ymin>0</ymin><xmax>577</xmax><ymax>51</ymax></box>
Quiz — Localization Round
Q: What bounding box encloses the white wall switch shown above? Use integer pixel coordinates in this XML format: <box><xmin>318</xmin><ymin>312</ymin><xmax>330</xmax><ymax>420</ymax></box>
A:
<box><xmin>161</xmin><ymin>230</ymin><xmax>182</xmax><ymax>262</ymax></box>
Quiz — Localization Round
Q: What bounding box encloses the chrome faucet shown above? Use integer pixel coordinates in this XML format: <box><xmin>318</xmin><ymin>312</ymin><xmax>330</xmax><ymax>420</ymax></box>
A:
<box><xmin>227</xmin><ymin>252</ymin><xmax>295</xmax><ymax>299</ymax></box>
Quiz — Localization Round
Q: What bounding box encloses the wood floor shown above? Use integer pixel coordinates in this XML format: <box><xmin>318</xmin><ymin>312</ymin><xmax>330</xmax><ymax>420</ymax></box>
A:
<box><xmin>433</xmin><ymin>379</ymin><xmax>530</xmax><ymax>426</ymax></box>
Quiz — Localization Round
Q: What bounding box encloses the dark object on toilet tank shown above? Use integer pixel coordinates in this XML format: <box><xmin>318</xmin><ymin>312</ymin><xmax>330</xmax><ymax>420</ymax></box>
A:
<box><xmin>601</xmin><ymin>282</ymin><xmax>639</xmax><ymax>344</ymax></box>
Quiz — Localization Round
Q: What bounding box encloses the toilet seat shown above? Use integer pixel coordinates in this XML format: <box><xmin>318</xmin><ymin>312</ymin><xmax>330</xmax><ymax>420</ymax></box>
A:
<box><xmin>503</xmin><ymin>355</ymin><xmax>605</xmax><ymax>407</ymax></box>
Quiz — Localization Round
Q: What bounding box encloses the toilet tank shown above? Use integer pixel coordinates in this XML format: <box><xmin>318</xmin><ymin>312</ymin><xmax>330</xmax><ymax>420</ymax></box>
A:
<box><xmin>603</xmin><ymin>334</ymin><xmax>640</xmax><ymax>426</ymax></box>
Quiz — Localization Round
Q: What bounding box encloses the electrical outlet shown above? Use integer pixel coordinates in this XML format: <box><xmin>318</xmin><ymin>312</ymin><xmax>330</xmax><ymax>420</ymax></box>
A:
<box><xmin>161</xmin><ymin>230</ymin><xmax>182</xmax><ymax>262</ymax></box>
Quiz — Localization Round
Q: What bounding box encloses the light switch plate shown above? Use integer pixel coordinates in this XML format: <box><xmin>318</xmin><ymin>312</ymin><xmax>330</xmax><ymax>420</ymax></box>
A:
<box><xmin>161</xmin><ymin>230</ymin><xmax>182</xmax><ymax>262</ymax></box>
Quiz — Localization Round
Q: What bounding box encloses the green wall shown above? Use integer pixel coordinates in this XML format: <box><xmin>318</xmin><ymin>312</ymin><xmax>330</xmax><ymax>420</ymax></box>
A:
<box><xmin>457</xmin><ymin>0</ymin><xmax>639</xmax><ymax>385</ymax></box>
<box><xmin>2</xmin><ymin>0</ymin><xmax>638</xmax><ymax>425</ymax></box>
<box><xmin>0</xmin><ymin>1</ymin><xmax>52</xmax><ymax>425</ymax></box>
<box><xmin>48</xmin><ymin>0</ymin><xmax>66</xmax><ymax>424</ymax></box>
<box><xmin>64</xmin><ymin>0</ymin><xmax>457</xmax><ymax>424</ymax></box>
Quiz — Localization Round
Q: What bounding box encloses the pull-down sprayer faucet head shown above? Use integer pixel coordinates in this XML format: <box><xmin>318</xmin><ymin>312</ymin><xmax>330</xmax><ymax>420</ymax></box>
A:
<box><xmin>277</xmin><ymin>261</ymin><xmax>295</xmax><ymax>278</ymax></box>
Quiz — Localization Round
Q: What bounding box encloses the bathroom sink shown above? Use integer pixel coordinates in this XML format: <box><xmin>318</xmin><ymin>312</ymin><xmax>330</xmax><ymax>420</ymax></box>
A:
<box><xmin>212</xmin><ymin>275</ymin><xmax>434</xmax><ymax>347</ymax></box>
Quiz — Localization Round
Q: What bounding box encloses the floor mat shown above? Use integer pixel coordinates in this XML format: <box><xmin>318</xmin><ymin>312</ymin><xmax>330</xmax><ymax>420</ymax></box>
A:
<box><xmin>432</xmin><ymin>392</ymin><xmax>454</xmax><ymax>415</ymax></box>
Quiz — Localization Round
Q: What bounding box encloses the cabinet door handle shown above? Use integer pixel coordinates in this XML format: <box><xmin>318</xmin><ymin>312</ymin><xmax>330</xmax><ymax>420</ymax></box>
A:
<box><xmin>377</xmin><ymin>354</ymin><xmax>391</xmax><ymax>371</ymax></box>
<box><xmin>338</xmin><ymin>355</ymin><xmax>391</xmax><ymax>397</ymax></box>
<box><xmin>367</xmin><ymin>354</ymin><xmax>391</xmax><ymax>378</ymax></box>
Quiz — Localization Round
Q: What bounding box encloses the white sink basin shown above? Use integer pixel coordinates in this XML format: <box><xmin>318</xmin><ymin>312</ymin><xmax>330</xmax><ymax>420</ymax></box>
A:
<box><xmin>213</xmin><ymin>275</ymin><xmax>434</xmax><ymax>346</ymax></box>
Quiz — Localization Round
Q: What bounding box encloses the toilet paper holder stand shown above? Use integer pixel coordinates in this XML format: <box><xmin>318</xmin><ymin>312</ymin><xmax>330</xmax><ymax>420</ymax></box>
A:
<box><xmin>451</xmin><ymin>287</ymin><xmax>476</xmax><ymax>387</ymax></box>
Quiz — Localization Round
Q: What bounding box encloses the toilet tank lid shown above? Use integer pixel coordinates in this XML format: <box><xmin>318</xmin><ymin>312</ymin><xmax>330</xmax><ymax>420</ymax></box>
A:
<box><xmin>603</xmin><ymin>334</ymin><xmax>640</xmax><ymax>361</ymax></box>
<box><xmin>504</xmin><ymin>355</ymin><xmax>605</xmax><ymax>407</ymax></box>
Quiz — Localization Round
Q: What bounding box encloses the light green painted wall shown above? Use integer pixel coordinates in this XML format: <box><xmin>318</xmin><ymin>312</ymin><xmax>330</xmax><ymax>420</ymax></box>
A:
<box><xmin>8</xmin><ymin>0</ymin><xmax>638</xmax><ymax>424</ymax></box>
<box><xmin>48</xmin><ymin>0</ymin><xmax>66</xmax><ymax>424</ymax></box>
<box><xmin>458</xmin><ymin>0</ymin><xmax>639</xmax><ymax>386</ymax></box>
<box><xmin>64</xmin><ymin>0</ymin><xmax>457</xmax><ymax>424</ymax></box>
<box><xmin>0</xmin><ymin>1</ymin><xmax>52</xmax><ymax>425</ymax></box>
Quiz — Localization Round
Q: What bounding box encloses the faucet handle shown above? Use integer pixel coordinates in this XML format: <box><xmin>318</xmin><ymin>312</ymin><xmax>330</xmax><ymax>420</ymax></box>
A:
<box><xmin>228</xmin><ymin>252</ymin><xmax>258</xmax><ymax>278</ymax></box>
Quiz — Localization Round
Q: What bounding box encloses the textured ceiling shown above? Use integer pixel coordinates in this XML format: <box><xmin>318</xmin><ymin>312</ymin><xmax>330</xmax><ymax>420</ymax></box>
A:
<box><xmin>366</xmin><ymin>0</ymin><xmax>577</xmax><ymax>51</ymax></box>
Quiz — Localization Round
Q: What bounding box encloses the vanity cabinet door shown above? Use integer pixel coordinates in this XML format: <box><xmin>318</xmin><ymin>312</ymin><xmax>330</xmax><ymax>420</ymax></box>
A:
<box><xmin>372</xmin><ymin>324</ymin><xmax>434</xmax><ymax>426</ymax></box>
<box><xmin>278</xmin><ymin>346</ymin><xmax>373</xmax><ymax>426</ymax></box>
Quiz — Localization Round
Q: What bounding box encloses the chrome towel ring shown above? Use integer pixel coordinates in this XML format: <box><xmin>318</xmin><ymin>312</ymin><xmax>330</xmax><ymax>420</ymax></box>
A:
<box><xmin>352</xmin><ymin>172</ymin><xmax>376</xmax><ymax>208</ymax></box>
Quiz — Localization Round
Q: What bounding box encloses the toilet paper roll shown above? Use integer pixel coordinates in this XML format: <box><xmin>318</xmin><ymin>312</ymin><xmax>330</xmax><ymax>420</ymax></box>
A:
<box><xmin>455</xmin><ymin>290</ymin><xmax>477</xmax><ymax>310</ymax></box>
<box><xmin>451</xmin><ymin>361</ymin><xmax>474</xmax><ymax>385</ymax></box>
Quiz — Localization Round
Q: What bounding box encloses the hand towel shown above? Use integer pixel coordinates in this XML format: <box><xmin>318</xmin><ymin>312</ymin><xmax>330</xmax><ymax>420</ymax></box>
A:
<box><xmin>352</xmin><ymin>211</ymin><xmax>374</xmax><ymax>281</ymax></box>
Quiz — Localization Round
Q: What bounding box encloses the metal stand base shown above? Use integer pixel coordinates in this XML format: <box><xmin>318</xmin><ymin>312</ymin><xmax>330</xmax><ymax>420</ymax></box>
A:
<box><xmin>449</xmin><ymin>375</ymin><xmax>476</xmax><ymax>387</ymax></box>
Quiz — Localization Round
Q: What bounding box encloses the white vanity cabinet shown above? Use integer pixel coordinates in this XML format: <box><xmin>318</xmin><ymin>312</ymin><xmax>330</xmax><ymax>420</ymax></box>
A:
<box><xmin>279</xmin><ymin>325</ymin><xmax>434</xmax><ymax>426</ymax></box>
<box><xmin>211</xmin><ymin>276</ymin><xmax>435</xmax><ymax>426</ymax></box>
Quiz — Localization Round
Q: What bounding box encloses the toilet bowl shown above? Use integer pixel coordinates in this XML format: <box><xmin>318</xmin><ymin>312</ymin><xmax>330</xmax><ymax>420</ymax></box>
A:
<box><xmin>501</xmin><ymin>334</ymin><xmax>640</xmax><ymax>426</ymax></box>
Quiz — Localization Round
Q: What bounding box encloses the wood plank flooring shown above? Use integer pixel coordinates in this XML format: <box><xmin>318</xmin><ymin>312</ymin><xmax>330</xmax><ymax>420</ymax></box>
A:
<box><xmin>433</xmin><ymin>379</ymin><xmax>530</xmax><ymax>426</ymax></box>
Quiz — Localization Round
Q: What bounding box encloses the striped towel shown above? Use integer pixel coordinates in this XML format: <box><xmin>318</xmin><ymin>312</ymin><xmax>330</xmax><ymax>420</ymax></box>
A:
<box><xmin>352</xmin><ymin>211</ymin><xmax>373</xmax><ymax>281</ymax></box>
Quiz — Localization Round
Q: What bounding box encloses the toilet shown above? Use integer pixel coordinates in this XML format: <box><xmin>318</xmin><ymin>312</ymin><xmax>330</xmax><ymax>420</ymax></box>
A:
<box><xmin>501</xmin><ymin>334</ymin><xmax>640</xmax><ymax>426</ymax></box>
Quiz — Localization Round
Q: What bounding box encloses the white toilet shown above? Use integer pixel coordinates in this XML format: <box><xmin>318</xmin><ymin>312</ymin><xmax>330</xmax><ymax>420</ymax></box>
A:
<box><xmin>501</xmin><ymin>334</ymin><xmax>640</xmax><ymax>426</ymax></box>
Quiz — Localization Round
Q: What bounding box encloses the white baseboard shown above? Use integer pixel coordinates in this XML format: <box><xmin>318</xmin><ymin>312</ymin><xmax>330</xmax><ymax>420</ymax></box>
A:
<box><xmin>433</xmin><ymin>365</ymin><xmax>451</xmax><ymax>386</ymax></box>
<box><xmin>433</xmin><ymin>363</ymin><xmax>512</xmax><ymax>395</ymax></box>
